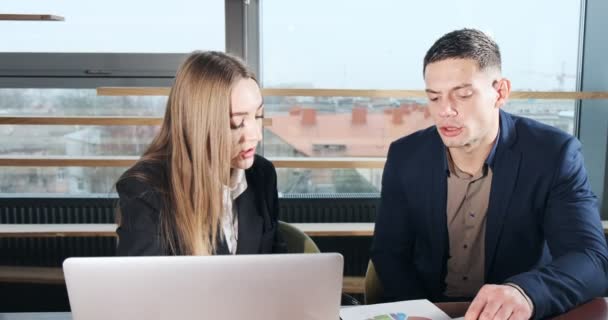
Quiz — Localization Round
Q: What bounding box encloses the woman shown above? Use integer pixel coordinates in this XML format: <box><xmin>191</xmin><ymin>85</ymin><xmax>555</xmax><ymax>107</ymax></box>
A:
<box><xmin>115</xmin><ymin>51</ymin><xmax>285</xmax><ymax>256</ymax></box>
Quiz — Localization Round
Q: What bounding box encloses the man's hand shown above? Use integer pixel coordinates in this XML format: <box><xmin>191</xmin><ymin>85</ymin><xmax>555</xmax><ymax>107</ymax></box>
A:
<box><xmin>464</xmin><ymin>284</ymin><xmax>533</xmax><ymax>320</ymax></box>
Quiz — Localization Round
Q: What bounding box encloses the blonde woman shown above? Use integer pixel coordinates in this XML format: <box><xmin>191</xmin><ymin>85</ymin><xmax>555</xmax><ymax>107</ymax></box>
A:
<box><xmin>115</xmin><ymin>51</ymin><xmax>286</xmax><ymax>256</ymax></box>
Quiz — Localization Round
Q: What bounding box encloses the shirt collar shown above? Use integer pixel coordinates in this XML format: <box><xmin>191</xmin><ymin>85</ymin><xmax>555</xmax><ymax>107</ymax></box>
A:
<box><xmin>445</xmin><ymin>127</ymin><xmax>500</xmax><ymax>177</ymax></box>
<box><xmin>485</xmin><ymin>127</ymin><xmax>500</xmax><ymax>168</ymax></box>
<box><xmin>228</xmin><ymin>168</ymin><xmax>247</xmax><ymax>200</ymax></box>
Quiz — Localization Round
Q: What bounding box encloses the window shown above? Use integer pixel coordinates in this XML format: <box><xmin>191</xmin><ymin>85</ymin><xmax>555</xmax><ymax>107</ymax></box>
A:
<box><xmin>260</xmin><ymin>0</ymin><xmax>582</xmax><ymax>195</ymax></box>
<box><xmin>0</xmin><ymin>0</ymin><xmax>225</xmax><ymax>81</ymax></box>
<box><xmin>0</xmin><ymin>0</ymin><xmax>224</xmax><ymax>53</ymax></box>
<box><xmin>0</xmin><ymin>0</ymin><xmax>224</xmax><ymax>195</ymax></box>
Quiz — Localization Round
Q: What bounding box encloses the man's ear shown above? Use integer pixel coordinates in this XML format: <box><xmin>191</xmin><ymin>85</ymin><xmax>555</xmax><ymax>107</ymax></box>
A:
<box><xmin>494</xmin><ymin>78</ymin><xmax>511</xmax><ymax>109</ymax></box>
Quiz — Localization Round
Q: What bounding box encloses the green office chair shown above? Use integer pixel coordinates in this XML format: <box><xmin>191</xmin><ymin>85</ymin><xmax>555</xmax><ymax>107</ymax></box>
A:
<box><xmin>277</xmin><ymin>221</ymin><xmax>360</xmax><ymax>306</ymax></box>
<box><xmin>364</xmin><ymin>260</ymin><xmax>384</xmax><ymax>305</ymax></box>
<box><xmin>278</xmin><ymin>221</ymin><xmax>320</xmax><ymax>253</ymax></box>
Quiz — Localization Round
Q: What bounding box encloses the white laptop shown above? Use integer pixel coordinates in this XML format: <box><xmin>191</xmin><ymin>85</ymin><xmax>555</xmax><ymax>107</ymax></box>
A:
<box><xmin>63</xmin><ymin>253</ymin><xmax>343</xmax><ymax>320</ymax></box>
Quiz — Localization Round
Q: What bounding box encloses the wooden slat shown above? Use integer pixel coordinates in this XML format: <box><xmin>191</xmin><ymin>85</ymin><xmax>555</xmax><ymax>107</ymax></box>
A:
<box><xmin>0</xmin><ymin>224</ymin><xmax>117</xmax><ymax>238</ymax></box>
<box><xmin>0</xmin><ymin>156</ymin><xmax>385</xmax><ymax>168</ymax></box>
<box><xmin>0</xmin><ymin>14</ymin><xmax>64</xmax><ymax>21</ymax></box>
<box><xmin>263</xmin><ymin>88</ymin><xmax>427</xmax><ymax>98</ymax></box>
<box><xmin>294</xmin><ymin>223</ymin><xmax>374</xmax><ymax>237</ymax></box>
<box><xmin>509</xmin><ymin>91</ymin><xmax>608</xmax><ymax>100</ymax></box>
<box><xmin>0</xmin><ymin>156</ymin><xmax>139</xmax><ymax>167</ymax></box>
<box><xmin>343</xmin><ymin>276</ymin><xmax>365</xmax><ymax>294</ymax></box>
<box><xmin>0</xmin><ymin>223</ymin><xmax>374</xmax><ymax>238</ymax></box>
<box><xmin>271</xmin><ymin>157</ymin><xmax>385</xmax><ymax>169</ymax></box>
<box><xmin>0</xmin><ymin>266</ymin><xmax>64</xmax><ymax>284</ymax></box>
<box><xmin>0</xmin><ymin>265</ymin><xmax>365</xmax><ymax>294</ymax></box>
<box><xmin>0</xmin><ymin>116</ymin><xmax>162</xmax><ymax>126</ymax></box>
<box><xmin>97</xmin><ymin>87</ymin><xmax>608</xmax><ymax>100</ymax></box>
<box><xmin>97</xmin><ymin>87</ymin><xmax>170</xmax><ymax>96</ymax></box>
<box><xmin>0</xmin><ymin>116</ymin><xmax>272</xmax><ymax>127</ymax></box>
<box><xmin>2</xmin><ymin>222</ymin><xmax>602</xmax><ymax>238</ymax></box>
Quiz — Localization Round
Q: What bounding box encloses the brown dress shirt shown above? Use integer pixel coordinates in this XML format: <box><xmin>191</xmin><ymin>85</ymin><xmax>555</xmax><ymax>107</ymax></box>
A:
<box><xmin>444</xmin><ymin>151</ymin><xmax>493</xmax><ymax>298</ymax></box>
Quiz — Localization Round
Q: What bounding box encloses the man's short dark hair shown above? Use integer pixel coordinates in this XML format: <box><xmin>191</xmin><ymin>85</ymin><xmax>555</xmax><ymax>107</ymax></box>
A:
<box><xmin>423</xmin><ymin>28</ymin><xmax>501</xmax><ymax>75</ymax></box>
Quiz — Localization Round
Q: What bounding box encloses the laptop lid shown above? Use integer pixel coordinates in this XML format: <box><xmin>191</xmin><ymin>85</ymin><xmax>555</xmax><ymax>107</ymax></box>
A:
<box><xmin>63</xmin><ymin>253</ymin><xmax>343</xmax><ymax>320</ymax></box>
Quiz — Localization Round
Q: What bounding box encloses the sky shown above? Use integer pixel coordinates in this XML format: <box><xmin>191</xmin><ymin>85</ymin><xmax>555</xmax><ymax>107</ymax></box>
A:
<box><xmin>1</xmin><ymin>0</ymin><xmax>582</xmax><ymax>91</ymax></box>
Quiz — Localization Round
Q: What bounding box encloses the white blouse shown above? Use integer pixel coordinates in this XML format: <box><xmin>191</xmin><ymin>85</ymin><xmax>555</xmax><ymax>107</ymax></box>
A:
<box><xmin>220</xmin><ymin>169</ymin><xmax>247</xmax><ymax>254</ymax></box>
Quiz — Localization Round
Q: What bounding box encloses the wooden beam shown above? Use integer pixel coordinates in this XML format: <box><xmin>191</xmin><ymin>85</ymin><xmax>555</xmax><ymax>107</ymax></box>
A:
<box><xmin>0</xmin><ymin>223</ymin><xmax>374</xmax><ymax>238</ymax></box>
<box><xmin>0</xmin><ymin>156</ymin><xmax>385</xmax><ymax>168</ymax></box>
<box><xmin>343</xmin><ymin>276</ymin><xmax>365</xmax><ymax>294</ymax></box>
<box><xmin>97</xmin><ymin>87</ymin><xmax>608</xmax><ymax>100</ymax></box>
<box><xmin>0</xmin><ymin>266</ymin><xmax>64</xmax><ymax>285</ymax></box>
<box><xmin>0</xmin><ymin>224</ymin><xmax>117</xmax><ymax>238</ymax></box>
<box><xmin>0</xmin><ymin>156</ymin><xmax>139</xmax><ymax>167</ymax></box>
<box><xmin>294</xmin><ymin>223</ymin><xmax>374</xmax><ymax>237</ymax></box>
<box><xmin>0</xmin><ymin>265</ymin><xmax>365</xmax><ymax>294</ymax></box>
<box><xmin>97</xmin><ymin>87</ymin><xmax>170</xmax><ymax>96</ymax></box>
<box><xmin>263</xmin><ymin>88</ymin><xmax>427</xmax><ymax>98</ymax></box>
<box><xmin>0</xmin><ymin>116</ymin><xmax>162</xmax><ymax>126</ymax></box>
<box><xmin>271</xmin><ymin>157</ymin><xmax>386</xmax><ymax>169</ymax></box>
<box><xmin>0</xmin><ymin>14</ymin><xmax>64</xmax><ymax>21</ymax></box>
<box><xmin>0</xmin><ymin>116</ymin><xmax>272</xmax><ymax>127</ymax></box>
<box><xmin>509</xmin><ymin>91</ymin><xmax>608</xmax><ymax>100</ymax></box>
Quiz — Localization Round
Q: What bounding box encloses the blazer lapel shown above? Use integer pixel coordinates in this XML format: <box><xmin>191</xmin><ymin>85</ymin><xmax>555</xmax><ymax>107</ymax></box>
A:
<box><xmin>485</xmin><ymin>111</ymin><xmax>521</xmax><ymax>278</ymax></box>
<box><xmin>235</xmin><ymin>185</ymin><xmax>263</xmax><ymax>254</ymax></box>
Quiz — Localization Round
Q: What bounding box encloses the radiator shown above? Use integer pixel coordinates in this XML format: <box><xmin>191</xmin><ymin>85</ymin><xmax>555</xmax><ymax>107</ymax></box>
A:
<box><xmin>0</xmin><ymin>194</ymin><xmax>378</xmax><ymax>274</ymax></box>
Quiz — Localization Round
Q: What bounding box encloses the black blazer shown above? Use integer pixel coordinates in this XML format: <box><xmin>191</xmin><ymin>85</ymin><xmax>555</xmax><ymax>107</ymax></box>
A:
<box><xmin>115</xmin><ymin>154</ymin><xmax>286</xmax><ymax>256</ymax></box>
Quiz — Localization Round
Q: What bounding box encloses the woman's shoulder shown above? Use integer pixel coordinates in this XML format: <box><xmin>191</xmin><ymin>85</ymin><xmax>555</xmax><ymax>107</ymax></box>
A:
<box><xmin>247</xmin><ymin>155</ymin><xmax>276</xmax><ymax>178</ymax></box>
<box><xmin>116</xmin><ymin>160</ymin><xmax>167</xmax><ymax>202</ymax></box>
<box><xmin>254</xmin><ymin>154</ymin><xmax>276</xmax><ymax>171</ymax></box>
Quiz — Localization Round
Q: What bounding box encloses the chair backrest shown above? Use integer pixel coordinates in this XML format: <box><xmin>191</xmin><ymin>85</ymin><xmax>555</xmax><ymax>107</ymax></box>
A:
<box><xmin>278</xmin><ymin>221</ymin><xmax>362</xmax><ymax>306</ymax></box>
<box><xmin>364</xmin><ymin>260</ymin><xmax>384</xmax><ymax>305</ymax></box>
<box><xmin>278</xmin><ymin>221</ymin><xmax>320</xmax><ymax>253</ymax></box>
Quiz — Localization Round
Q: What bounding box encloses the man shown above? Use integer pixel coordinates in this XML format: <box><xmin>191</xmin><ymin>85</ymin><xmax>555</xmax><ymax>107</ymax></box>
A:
<box><xmin>371</xmin><ymin>28</ymin><xmax>608</xmax><ymax>320</ymax></box>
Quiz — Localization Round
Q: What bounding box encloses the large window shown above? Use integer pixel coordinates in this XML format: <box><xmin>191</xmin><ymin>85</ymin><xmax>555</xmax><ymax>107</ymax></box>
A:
<box><xmin>260</xmin><ymin>0</ymin><xmax>582</xmax><ymax>195</ymax></box>
<box><xmin>0</xmin><ymin>0</ymin><xmax>224</xmax><ymax>195</ymax></box>
<box><xmin>0</xmin><ymin>1</ymin><xmax>594</xmax><ymax>197</ymax></box>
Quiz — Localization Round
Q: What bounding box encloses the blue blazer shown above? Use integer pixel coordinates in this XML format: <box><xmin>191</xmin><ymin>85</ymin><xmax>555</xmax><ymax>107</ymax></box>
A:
<box><xmin>371</xmin><ymin>110</ymin><xmax>608</xmax><ymax>319</ymax></box>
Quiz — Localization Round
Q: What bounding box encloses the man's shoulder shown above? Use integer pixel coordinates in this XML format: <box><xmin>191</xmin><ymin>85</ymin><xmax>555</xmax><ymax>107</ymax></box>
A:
<box><xmin>387</xmin><ymin>126</ymin><xmax>441</xmax><ymax>162</ymax></box>
<box><xmin>391</xmin><ymin>125</ymin><xmax>439</xmax><ymax>150</ymax></box>
<box><xmin>508</xmin><ymin>113</ymin><xmax>577</xmax><ymax>154</ymax></box>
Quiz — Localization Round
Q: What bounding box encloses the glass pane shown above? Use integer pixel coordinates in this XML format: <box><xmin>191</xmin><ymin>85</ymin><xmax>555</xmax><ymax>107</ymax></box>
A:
<box><xmin>0</xmin><ymin>89</ymin><xmax>167</xmax><ymax>116</ymax></box>
<box><xmin>264</xmin><ymin>96</ymin><xmax>434</xmax><ymax>158</ymax></box>
<box><xmin>276</xmin><ymin>168</ymin><xmax>381</xmax><ymax>195</ymax></box>
<box><xmin>504</xmin><ymin>100</ymin><xmax>576</xmax><ymax>135</ymax></box>
<box><xmin>0</xmin><ymin>125</ymin><xmax>157</xmax><ymax>156</ymax></box>
<box><xmin>264</xmin><ymin>97</ymin><xmax>575</xmax><ymax>195</ymax></box>
<box><xmin>261</xmin><ymin>1</ymin><xmax>581</xmax><ymax>194</ymax></box>
<box><xmin>0</xmin><ymin>167</ymin><xmax>127</xmax><ymax>194</ymax></box>
<box><xmin>0</xmin><ymin>0</ymin><xmax>224</xmax><ymax>53</ymax></box>
<box><xmin>261</xmin><ymin>0</ymin><xmax>581</xmax><ymax>91</ymax></box>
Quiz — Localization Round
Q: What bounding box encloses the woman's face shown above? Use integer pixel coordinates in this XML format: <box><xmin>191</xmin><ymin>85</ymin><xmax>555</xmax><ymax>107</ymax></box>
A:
<box><xmin>229</xmin><ymin>78</ymin><xmax>264</xmax><ymax>170</ymax></box>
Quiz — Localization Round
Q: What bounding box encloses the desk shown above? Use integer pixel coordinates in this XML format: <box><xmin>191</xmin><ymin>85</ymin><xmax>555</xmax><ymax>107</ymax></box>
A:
<box><xmin>1</xmin><ymin>299</ymin><xmax>606</xmax><ymax>319</ymax></box>
<box><xmin>0</xmin><ymin>223</ymin><xmax>375</xmax><ymax>238</ymax></box>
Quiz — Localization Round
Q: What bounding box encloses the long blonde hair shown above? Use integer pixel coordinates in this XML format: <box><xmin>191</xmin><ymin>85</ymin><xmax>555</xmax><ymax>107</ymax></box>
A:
<box><xmin>123</xmin><ymin>51</ymin><xmax>256</xmax><ymax>255</ymax></box>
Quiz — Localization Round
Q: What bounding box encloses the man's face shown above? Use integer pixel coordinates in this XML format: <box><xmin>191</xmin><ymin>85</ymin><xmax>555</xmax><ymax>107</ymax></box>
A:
<box><xmin>424</xmin><ymin>58</ymin><xmax>503</xmax><ymax>152</ymax></box>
